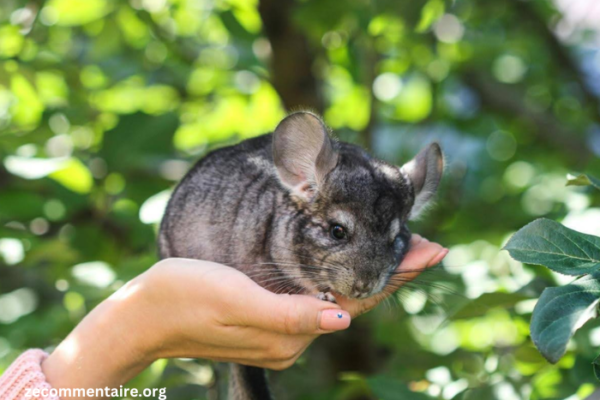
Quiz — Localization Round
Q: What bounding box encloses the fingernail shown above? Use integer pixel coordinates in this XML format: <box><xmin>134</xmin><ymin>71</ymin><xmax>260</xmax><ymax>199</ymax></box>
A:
<box><xmin>429</xmin><ymin>248</ymin><xmax>449</xmax><ymax>266</ymax></box>
<box><xmin>319</xmin><ymin>309</ymin><xmax>351</xmax><ymax>331</ymax></box>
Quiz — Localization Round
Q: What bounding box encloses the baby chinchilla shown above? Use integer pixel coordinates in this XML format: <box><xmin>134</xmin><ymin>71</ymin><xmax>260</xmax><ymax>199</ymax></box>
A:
<box><xmin>158</xmin><ymin>111</ymin><xmax>444</xmax><ymax>400</ymax></box>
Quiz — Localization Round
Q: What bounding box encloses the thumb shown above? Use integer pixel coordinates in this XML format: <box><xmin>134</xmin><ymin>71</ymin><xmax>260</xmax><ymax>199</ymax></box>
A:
<box><xmin>245</xmin><ymin>292</ymin><xmax>351</xmax><ymax>335</ymax></box>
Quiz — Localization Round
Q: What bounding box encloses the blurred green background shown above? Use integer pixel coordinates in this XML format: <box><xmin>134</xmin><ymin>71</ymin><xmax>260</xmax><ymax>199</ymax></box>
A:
<box><xmin>1</xmin><ymin>0</ymin><xmax>600</xmax><ymax>399</ymax></box>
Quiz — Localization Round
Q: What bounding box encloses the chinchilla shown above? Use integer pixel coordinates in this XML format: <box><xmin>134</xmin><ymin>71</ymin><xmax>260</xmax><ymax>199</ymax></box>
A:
<box><xmin>158</xmin><ymin>111</ymin><xmax>444</xmax><ymax>400</ymax></box>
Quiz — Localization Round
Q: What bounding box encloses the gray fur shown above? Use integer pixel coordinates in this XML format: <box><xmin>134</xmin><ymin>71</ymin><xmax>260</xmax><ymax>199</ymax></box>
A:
<box><xmin>158</xmin><ymin>111</ymin><xmax>443</xmax><ymax>399</ymax></box>
<box><xmin>228</xmin><ymin>364</ymin><xmax>271</xmax><ymax>400</ymax></box>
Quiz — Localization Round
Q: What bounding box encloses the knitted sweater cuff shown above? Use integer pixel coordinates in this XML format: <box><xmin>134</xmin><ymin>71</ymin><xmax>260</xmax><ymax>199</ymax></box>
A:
<box><xmin>0</xmin><ymin>349</ymin><xmax>59</xmax><ymax>400</ymax></box>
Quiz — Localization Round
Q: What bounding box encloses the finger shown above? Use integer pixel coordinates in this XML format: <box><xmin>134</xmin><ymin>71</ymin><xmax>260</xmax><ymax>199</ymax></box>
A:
<box><xmin>380</xmin><ymin>238</ymin><xmax>446</xmax><ymax>294</ymax></box>
<box><xmin>428</xmin><ymin>248</ymin><xmax>449</xmax><ymax>267</ymax></box>
<box><xmin>390</xmin><ymin>238</ymin><xmax>446</xmax><ymax>284</ymax></box>
<box><xmin>410</xmin><ymin>234</ymin><xmax>424</xmax><ymax>246</ymax></box>
<box><xmin>196</xmin><ymin>329</ymin><xmax>316</xmax><ymax>364</ymax></box>
<box><xmin>235</xmin><ymin>291</ymin><xmax>351</xmax><ymax>335</ymax></box>
<box><xmin>334</xmin><ymin>292</ymin><xmax>385</xmax><ymax>318</ymax></box>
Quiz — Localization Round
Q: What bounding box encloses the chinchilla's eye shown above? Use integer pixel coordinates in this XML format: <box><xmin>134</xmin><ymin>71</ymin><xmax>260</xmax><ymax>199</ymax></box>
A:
<box><xmin>330</xmin><ymin>224</ymin><xmax>347</xmax><ymax>240</ymax></box>
<box><xmin>394</xmin><ymin>235</ymin><xmax>405</xmax><ymax>251</ymax></box>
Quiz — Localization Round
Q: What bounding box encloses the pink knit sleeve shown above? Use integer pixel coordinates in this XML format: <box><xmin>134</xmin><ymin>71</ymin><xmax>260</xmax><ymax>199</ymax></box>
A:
<box><xmin>0</xmin><ymin>349</ymin><xmax>59</xmax><ymax>400</ymax></box>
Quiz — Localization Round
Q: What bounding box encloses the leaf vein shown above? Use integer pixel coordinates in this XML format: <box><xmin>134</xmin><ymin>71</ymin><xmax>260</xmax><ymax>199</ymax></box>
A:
<box><xmin>555</xmin><ymin>229</ymin><xmax>593</xmax><ymax>260</ymax></box>
<box><xmin>509</xmin><ymin>246</ymin><xmax>599</xmax><ymax>263</ymax></box>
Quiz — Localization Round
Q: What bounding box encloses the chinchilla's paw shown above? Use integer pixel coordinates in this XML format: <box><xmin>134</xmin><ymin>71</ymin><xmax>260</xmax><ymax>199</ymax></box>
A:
<box><xmin>316</xmin><ymin>292</ymin><xmax>337</xmax><ymax>303</ymax></box>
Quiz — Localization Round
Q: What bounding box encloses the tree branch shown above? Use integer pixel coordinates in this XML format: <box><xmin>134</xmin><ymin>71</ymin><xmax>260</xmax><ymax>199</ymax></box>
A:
<box><xmin>258</xmin><ymin>0</ymin><xmax>323</xmax><ymax>113</ymax></box>
<box><xmin>357</xmin><ymin>36</ymin><xmax>378</xmax><ymax>150</ymax></box>
<box><xmin>513</xmin><ymin>1</ymin><xmax>600</xmax><ymax>122</ymax></box>
<box><xmin>463</xmin><ymin>70</ymin><xmax>591</xmax><ymax>164</ymax></box>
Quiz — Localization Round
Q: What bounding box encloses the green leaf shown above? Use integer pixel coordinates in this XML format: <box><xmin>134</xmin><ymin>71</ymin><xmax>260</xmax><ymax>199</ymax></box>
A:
<box><xmin>454</xmin><ymin>387</ymin><xmax>495</xmax><ymax>400</ymax></box>
<box><xmin>504</xmin><ymin>218</ymin><xmax>600</xmax><ymax>276</ymax></box>
<box><xmin>416</xmin><ymin>0</ymin><xmax>445</xmax><ymax>33</ymax></box>
<box><xmin>530</xmin><ymin>273</ymin><xmax>600</xmax><ymax>363</ymax></box>
<box><xmin>566</xmin><ymin>173</ymin><xmax>600</xmax><ymax>190</ymax></box>
<box><xmin>393</xmin><ymin>75</ymin><xmax>432</xmax><ymax>123</ymax></box>
<box><xmin>449</xmin><ymin>292</ymin><xmax>531</xmax><ymax>320</ymax></box>
<box><xmin>49</xmin><ymin>158</ymin><xmax>94</xmax><ymax>194</ymax></box>
<box><xmin>367</xmin><ymin>376</ymin><xmax>435</xmax><ymax>400</ymax></box>
<box><xmin>46</xmin><ymin>0</ymin><xmax>112</xmax><ymax>26</ymax></box>
<box><xmin>593</xmin><ymin>354</ymin><xmax>600</xmax><ymax>382</ymax></box>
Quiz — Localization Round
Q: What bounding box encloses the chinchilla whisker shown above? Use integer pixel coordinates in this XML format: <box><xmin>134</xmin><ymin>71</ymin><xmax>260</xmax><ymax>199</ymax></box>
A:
<box><xmin>244</xmin><ymin>275</ymin><xmax>317</xmax><ymax>286</ymax></box>
<box><xmin>282</xmin><ymin>286</ymin><xmax>307</xmax><ymax>296</ymax></box>
<box><xmin>205</xmin><ymin>257</ymin><xmax>346</xmax><ymax>273</ymax></box>
<box><xmin>388</xmin><ymin>267</ymin><xmax>434</xmax><ymax>275</ymax></box>
<box><xmin>262</xmin><ymin>278</ymin><xmax>294</xmax><ymax>292</ymax></box>
<box><xmin>270</xmin><ymin>284</ymin><xmax>293</xmax><ymax>294</ymax></box>
<box><xmin>386</xmin><ymin>267</ymin><xmax>465</xmax><ymax>298</ymax></box>
<box><xmin>381</xmin><ymin>294</ymin><xmax>394</xmax><ymax>314</ymax></box>
<box><xmin>199</xmin><ymin>240</ymin><xmax>350</xmax><ymax>271</ymax></box>
<box><xmin>271</xmin><ymin>282</ymin><xmax>312</xmax><ymax>296</ymax></box>
<box><xmin>262</xmin><ymin>257</ymin><xmax>346</xmax><ymax>272</ymax></box>
<box><xmin>243</xmin><ymin>270</ymin><xmax>330</xmax><ymax>283</ymax></box>
<box><xmin>244</xmin><ymin>274</ymin><xmax>296</xmax><ymax>282</ymax></box>
<box><xmin>249</xmin><ymin>261</ymin><xmax>343</xmax><ymax>272</ymax></box>
<box><xmin>262</xmin><ymin>240</ymin><xmax>424</xmax><ymax>273</ymax></box>
<box><xmin>369</xmin><ymin>291</ymin><xmax>402</xmax><ymax>317</ymax></box>
<box><xmin>222</xmin><ymin>263</ymin><xmax>322</xmax><ymax>274</ymax></box>
<box><xmin>407</xmin><ymin>287</ymin><xmax>451</xmax><ymax>311</ymax></box>
<box><xmin>384</xmin><ymin>291</ymin><xmax>402</xmax><ymax>307</ymax></box>
<box><xmin>410</xmin><ymin>278</ymin><xmax>466</xmax><ymax>300</ymax></box>
<box><xmin>260</xmin><ymin>277</ymin><xmax>328</xmax><ymax>287</ymax></box>
<box><xmin>242</xmin><ymin>271</ymin><xmax>309</xmax><ymax>279</ymax></box>
<box><xmin>391</xmin><ymin>280</ymin><xmax>464</xmax><ymax>313</ymax></box>
<box><xmin>381</xmin><ymin>280</ymin><xmax>430</xmax><ymax>296</ymax></box>
<box><xmin>241</xmin><ymin>266</ymin><xmax>334</xmax><ymax>278</ymax></box>
<box><xmin>387</xmin><ymin>278</ymin><xmax>461</xmax><ymax>296</ymax></box>
<box><xmin>251</xmin><ymin>275</ymin><xmax>320</xmax><ymax>286</ymax></box>
<box><xmin>388</xmin><ymin>285</ymin><xmax>446</xmax><ymax>311</ymax></box>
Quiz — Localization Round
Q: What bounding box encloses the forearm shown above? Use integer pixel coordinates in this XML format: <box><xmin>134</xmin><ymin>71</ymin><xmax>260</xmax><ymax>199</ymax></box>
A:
<box><xmin>42</xmin><ymin>280</ymin><xmax>157</xmax><ymax>399</ymax></box>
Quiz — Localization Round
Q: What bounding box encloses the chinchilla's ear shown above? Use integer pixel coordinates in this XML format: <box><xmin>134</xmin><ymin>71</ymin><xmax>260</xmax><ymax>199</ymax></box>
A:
<box><xmin>401</xmin><ymin>142</ymin><xmax>444</xmax><ymax>219</ymax></box>
<box><xmin>273</xmin><ymin>111</ymin><xmax>338</xmax><ymax>199</ymax></box>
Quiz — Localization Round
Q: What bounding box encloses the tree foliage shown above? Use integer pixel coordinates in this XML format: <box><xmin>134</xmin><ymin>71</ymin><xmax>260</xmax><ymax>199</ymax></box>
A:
<box><xmin>1</xmin><ymin>0</ymin><xmax>600</xmax><ymax>399</ymax></box>
<box><xmin>505</xmin><ymin>178</ymin><xmax>600</xmax><ymax>377</ymax></box>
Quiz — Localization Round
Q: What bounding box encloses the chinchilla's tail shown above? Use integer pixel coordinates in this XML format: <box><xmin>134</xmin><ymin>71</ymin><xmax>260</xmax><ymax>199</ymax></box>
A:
<box><xmin>229</xmin><ymin>363</ymin><xmax>272</xmax><ymax>400</ymax></box>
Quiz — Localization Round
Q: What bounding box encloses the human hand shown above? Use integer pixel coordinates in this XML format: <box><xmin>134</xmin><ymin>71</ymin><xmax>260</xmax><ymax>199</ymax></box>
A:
<box><xmin>137</xmin><ymin>258</ymin><xmax>352</xmax><ymax>370</ymax></box>
<box><xmin>139</xmin><ymin>234</ymin><xmax>446</xmax><ymax>368</ymax></box>
<box><xmin>42</xmin><ymin>235</ymin><xmax>446</xmax><ymax>399</ymax></box>
<box><xmin>42</xmin><ymin>258</ymin><xmax>352</xmax><ymax>398</ymax></box>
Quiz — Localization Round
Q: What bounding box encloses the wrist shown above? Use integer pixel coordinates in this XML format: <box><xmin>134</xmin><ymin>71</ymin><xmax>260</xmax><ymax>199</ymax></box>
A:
<box><xmin>42</xmin><ymin>276</ymin><xmax>160</xmax><ymax>396</ymax></box>
<box><xmin>128</xmin><ymin>261</ymin><xmax>198</xmax><ymax>361</ymax></box>
<box><xmin>106</xmin><ymin>273</ymin><xmax>168</xmax><ymax>368</ymax></box>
